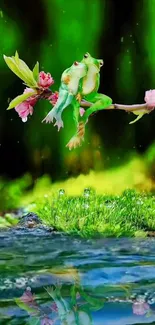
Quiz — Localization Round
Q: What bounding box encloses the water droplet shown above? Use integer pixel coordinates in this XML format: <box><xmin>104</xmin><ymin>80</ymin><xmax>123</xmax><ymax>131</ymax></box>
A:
<box><xmin>117</xmin><ymin>68</ymin><xmax>119</xmax><ymax>71</ymax></box>
<box><xmin>83</xmin><ymin>188</ymin><xmax>90</xmax><ymax>197</ymax></box>
<box><xmin>84</xmin><ymin>204</ymin><xmax>89</xmax><ymax>209</ymax></box>
<box><xmin>59</xmin><ymin>189</ymin><xmax>65</xmax><ymax>196</ymax></box>
<box><xmin>136</xmin><ymin>23</ymin><xmax>139</xmax><ymax>26</ymax></box>
<box><xmin>26</xmin><ymin>286</ymin><xmax>31</xmax><ymax>291</ymax></box>
<box><xmin>129</xmin><ymin>61</ymin><xmax>131</xmax><ymax>64</ymax></box>
<box><xmin>130</xmin><ymin>35</ymin><xmax>132</xmax><ymax>37</ymax></box>
<box><xmin>44</xmin><ymin>194</ymin><xmax>48</xmax><ymax>198</ymax></box>
<box><xmin>121</xmin><ymin>37</ymin><xmax>124</xmax><ymax>43</ymax></box>
<box><xmin>0</xmin><ymin>10</ymin><xmax>3</xmax><ymax>18</ymax></box>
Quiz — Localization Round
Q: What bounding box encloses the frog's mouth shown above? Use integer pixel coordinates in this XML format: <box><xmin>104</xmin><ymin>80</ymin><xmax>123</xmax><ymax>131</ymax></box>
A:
<box><xmin>92</xmin><ymin>59</ymin><xmax>104</xmax><ymax>72</ymax></box>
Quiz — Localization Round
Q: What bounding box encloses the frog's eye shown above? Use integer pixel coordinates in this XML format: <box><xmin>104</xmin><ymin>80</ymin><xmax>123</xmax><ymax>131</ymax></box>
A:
<box><xmin>74</xmin><ymin>61</ymin><xmax>79</xmax><ymax>66</ymax></box>
<box><xmin>84</xmin><ymin>53</ymin><xmax>89</xmax><ymax>58</ymax></box>
<box><xmin>99</xmin><ymin>60</ymin><xmax>104</xmax><ymax>67</ymax></box>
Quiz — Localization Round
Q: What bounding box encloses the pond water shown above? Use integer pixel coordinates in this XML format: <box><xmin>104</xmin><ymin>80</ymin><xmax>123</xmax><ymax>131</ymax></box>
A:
<box><xmin>0</xmin><ymin>230</ymin><xmax>155</xmax><ymax>324</ymax></box>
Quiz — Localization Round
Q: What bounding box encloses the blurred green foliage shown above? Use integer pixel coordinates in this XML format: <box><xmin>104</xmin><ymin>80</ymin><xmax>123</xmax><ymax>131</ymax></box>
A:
<box><xmin>25</xmin><ymin>188</ymin><xmax>155</xmax><ymax>237</ymax></box>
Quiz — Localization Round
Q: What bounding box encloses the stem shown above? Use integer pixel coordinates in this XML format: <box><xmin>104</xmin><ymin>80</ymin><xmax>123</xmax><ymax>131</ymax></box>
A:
<box><xmin>41</xmin><ymin>90</ymin><xmax>149</xmax><ymax>113</ymax></box>
<box><xmin>81</xmin><ymin>100</ymin><xmax>148</xmax><ymax>112</ymax></box>
<box><xmin>114</xmin><ymin>103</ymin><xmax>148</xmax><ymax>112</ymax></box>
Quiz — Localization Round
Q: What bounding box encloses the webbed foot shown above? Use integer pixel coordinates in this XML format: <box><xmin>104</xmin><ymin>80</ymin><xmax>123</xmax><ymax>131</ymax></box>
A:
<box><xmin>66</xmin><ymin>135</ymin><xmax>84</xmax><ymax>150</ymax></box>
<box><xmin>54</xmin><ymin>119</ymin><xmax>64</xmax><ymax>131</ymax></box>
<box><xmin>42</xmin><ymin>109</ymin><xmax>64</xmax><ymax>131</ymax></box>
<box><xmin>42</xmin><ymin>109</ymin><xmax>55</xmax><ymax>124</ymax></box>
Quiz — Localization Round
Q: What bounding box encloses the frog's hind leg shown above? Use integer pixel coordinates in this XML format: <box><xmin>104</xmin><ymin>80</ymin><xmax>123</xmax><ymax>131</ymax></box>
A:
<box><xmin>66</xmin><ymin>100</ymin><xmax>85</xmax><ymax>150</ymax></box>
<box><xmin>82</xmin><ymin>93</ymin><xmax>113</xmax><ymax>123</ymax></box>
<box><xmin>66</xmin><ymin>121</ymin><xmax>85</xmax><ymax>150</ymax></box>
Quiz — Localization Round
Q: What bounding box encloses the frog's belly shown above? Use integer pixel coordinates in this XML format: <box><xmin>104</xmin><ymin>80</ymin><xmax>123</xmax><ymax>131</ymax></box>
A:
<box><xmin>82</xmin><ymin>79</ymin><xmax>96</xmax><ymax>96</ymax></box>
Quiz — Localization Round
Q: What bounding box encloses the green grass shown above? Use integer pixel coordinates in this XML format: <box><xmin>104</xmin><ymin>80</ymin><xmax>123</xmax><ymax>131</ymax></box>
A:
<box><xmin>27</xmin><ymin>188</ymin><xmax>155</xmax><ymax>238</ymax></box>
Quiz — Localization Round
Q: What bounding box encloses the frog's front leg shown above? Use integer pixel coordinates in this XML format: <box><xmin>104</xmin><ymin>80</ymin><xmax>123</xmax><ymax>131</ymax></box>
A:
<box><xmin>42</xmin><ymin>89</ymin><xmax>73</xmax><ymax>131</ymax></box>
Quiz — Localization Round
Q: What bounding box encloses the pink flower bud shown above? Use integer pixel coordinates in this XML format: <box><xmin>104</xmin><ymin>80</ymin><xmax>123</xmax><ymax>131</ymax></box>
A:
<box><xmin>144</xmin><ymin>89</ymin><xmax>155</xmax><ymax>108</ymax></box>
<box><xmin>49</xmin><ymin>91</ymin><xmax>59</xmax><ymax>106</ymax></box>
<box><xmin>38</xmin><ymin>71</ymin><xmax>54</xmax><ymax>89</ymax></box>
<box><xmin>132</xmin><ymin>301</ymin><xmax>150</xmax><ymax>315</ymax></box>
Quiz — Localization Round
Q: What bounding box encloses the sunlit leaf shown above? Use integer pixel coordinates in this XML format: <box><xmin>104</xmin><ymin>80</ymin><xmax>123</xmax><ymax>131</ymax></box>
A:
<box><xmin>7</xmin><ymin>91</ymin><xmax>37</xmax><ymax>110</ymax></box>
<box><xmin>18</xmin><ymin>58</ymin><xmax>38</xmax><ymax>87</ymax></box>
<box><xmin>4</xmin><ymin>55</ymin><xmax>26</xmax><ymax>81</ymax></box>
<box><xmin>15</xmin><ymin>51</ymin><xmax>19</xmax><ymax>65</ymax></box>
<box><xmin>33</xmin><ymin>62</ymin><xmax>39</xmax><ymax>82</ymax></box>
<box><xmin>4</xmin><ymin>54</ymin><xmax>38</xmax><ymax>88</ymax></box>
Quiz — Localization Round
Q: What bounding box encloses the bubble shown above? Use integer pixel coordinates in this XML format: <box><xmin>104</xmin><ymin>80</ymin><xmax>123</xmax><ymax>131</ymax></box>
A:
<box><xmin>16</xmin><ymin>277</ymin><xmax>27</xmax><ymax>288</ymax></box>
<box><xmin>59</xmin><ymin>189</ymin><xmax>65</xmax><ymax>196</ymax></box>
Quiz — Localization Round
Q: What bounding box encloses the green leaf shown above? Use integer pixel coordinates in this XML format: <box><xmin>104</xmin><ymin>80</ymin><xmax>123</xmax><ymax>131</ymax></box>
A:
<box><xmin>18</xmin><ymin>58</ymin><xmax>38</xmax><ymax>87</ymax></box>
<box><xmin>15</xmin><ymin>51</ymin><xmax>19</xmax><ymax>65</ymax></box>
<box><xmin>15</xmin><ymin>298</ymin><xmax>38</xmax><ymax>315</ymax></box>
<box><xmin>4</xmin><ymin>55</ymin><xmax>26</xmax><ymax>81</ymax></box>
<box><xmin>78</xmin><ymin>288</ymin><xmax>104</xmax><ymax>310</ymax></box>
<box><xmin>70</xmin><ymin>286</ymin><xmax>77</xmax><ymax>307</ymax></box>
<box><xmin>7</xmin><ymin>91</ymin><xmax>37</xmax><ymax>110</ymax></box>
<box><xmin>33</xmin><ymin>62</ymin><xmax>39</xmax><ymax>82</ymax></box>
<box><xmin>28</xmin><ymin>317</ymin><xmax>41</xmax><ymax>325</ymax></box>
<box><xmin>4</xmin><ymin>54</ymin><xmax>38</xmax><ymax>88</ymax></box>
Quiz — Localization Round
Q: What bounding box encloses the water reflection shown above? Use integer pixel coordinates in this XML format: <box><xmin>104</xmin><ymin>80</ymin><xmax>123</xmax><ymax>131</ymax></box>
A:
<box><xmin>0</xmin><ymin>232</ymin><xmax>155</xmax><ymax>324</ymax></box>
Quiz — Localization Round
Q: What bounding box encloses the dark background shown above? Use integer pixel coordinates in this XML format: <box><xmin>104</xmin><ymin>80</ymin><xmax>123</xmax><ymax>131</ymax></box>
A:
<box><xmin>0</xmin><ymin>0</ymin><xmax>154</xmax><ymax>181</ymax></box>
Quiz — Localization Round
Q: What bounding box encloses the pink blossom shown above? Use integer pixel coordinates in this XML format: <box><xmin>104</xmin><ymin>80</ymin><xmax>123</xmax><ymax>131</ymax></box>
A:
<box><xmin>80</xmin><ymin>108</ymin><xmax>85</xmax><ymax>117</ymax></box>
<box><xmin>41</xmin><ymin>317</ymin><xmax>54</xmax><ymax>325</ymax></box>
<box><xmin>49</xmin><ymin>91</ymin><xmax>59</xmax><ymax>106</ymax></box>
<box><xmin>132</xmin><ymin>301</ymin><xmax>150</xmax><ymax>315</ymax></box>
<box><xmin>50</xmin><ymin>302</ymin><xmax>58</xmax><ymax>312</ymax></box>
<box><xmin>23</xmin><ymin>87</ymin><xmax>38</xmax><ymax>106</ymax></box>
<box><xmin>15</xmin><ymin>101</ymin><xmax>33</xmax><ymax>122</ymax></box>
<box><xmin>20</xmin><ymin>290</ymin><xmax>35</xmax><ymax>304</ymax></box>
<box><xmin>144</xmin><ymin>89</ymin><xmax>155</xmax><ymax>108</ymax></box>
<box><xmin>38</xmin><ymin>71</ymin><xmax>54</xmax><ymax>89</ymax></box>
